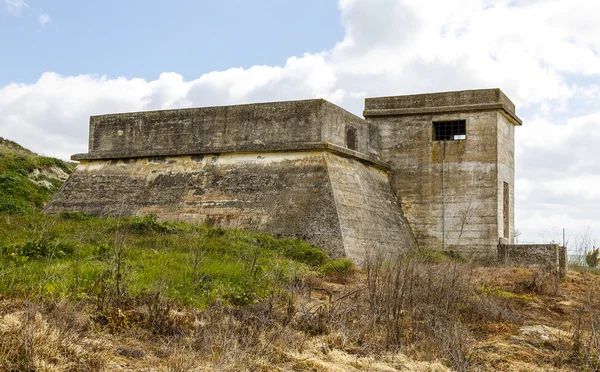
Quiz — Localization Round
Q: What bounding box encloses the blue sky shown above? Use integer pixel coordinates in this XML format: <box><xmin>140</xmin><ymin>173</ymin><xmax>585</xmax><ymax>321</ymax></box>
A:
<box><xmin>0</xmin><ymin>0</ymin><xmax>343</xmax><ymax>85</ymax></box>
<box><xmin>1</xmin><ymin>0</ymin><xmax>600</xmax><ymax>247</ymax></box>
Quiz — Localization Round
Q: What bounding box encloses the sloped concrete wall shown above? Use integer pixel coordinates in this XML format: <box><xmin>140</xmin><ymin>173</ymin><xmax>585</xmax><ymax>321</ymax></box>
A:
<box><xmin>45</xmin><ymin>151</ymin><xmax>415</xmax><ymax>260</ymax></box>
<box><xmin>46</xmin><ymin>152</ymin><xmax>345</xmax><ymax>257</ymax></box>
<box><xmin>325</xmin><ymin>153</ymin><xmax>416</xmax><ymax>263</ymax></box>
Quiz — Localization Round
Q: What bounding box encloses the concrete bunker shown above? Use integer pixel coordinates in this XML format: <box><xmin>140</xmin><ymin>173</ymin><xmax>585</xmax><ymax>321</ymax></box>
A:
<box><xmin>45</xmin><ymin>99</ymin><xmax>416</xmax><ymax>262</ymax></box>
<box><xmin>46</xmin><ymin>88</ymin><xmax>549</xmax><ymax>264</ymax></box>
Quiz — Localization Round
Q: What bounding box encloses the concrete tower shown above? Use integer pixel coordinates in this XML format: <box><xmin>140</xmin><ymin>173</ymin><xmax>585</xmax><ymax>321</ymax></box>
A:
<box><xmin>364</xmin><ymin>89</ymin><xmax>522</xmax><ymax>258</ymax></box>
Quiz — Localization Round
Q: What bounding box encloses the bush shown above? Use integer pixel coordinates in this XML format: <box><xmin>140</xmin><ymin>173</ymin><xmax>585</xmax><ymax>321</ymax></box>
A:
<box><xmin>587</xmin><ymin>248</ymin><xmax>599</xmax><ymax>268</ymax></box>
<box><xmin>321</xmin><ymin>259</ymin><xmax>355</xmax><ymax>276</ymax></box>
<box><xmin>278</xmin><ymin>240</ymin><xmax>328</xmax><ymax>266</ymax></box>
<box><xmin>254</xmin><ymin>235</ymin><xmax>328</xmax><ymax>266</ymax></box>
<box><xmin>117</xmin><ymin>215</ymin><xmax>183</xmax><ymax>234</ymax></box>
<box><xmin>93</xmin><ymin>242</ymin><xmax>111</xmax><ymax>259</ymax></box>
<box><xmin>59</xmin><ymin>211</ymin><xmax>92</xmax><ymax>220</ymax></box>
<box><xmin>2</xmin><ymin>238</ymin><xmax>75</xmax><ymax>262</ymax></box>
<box><xmin>294</xmin><ymin>252</ymin><xmax>501</xmax><ymax>370</ymax></box>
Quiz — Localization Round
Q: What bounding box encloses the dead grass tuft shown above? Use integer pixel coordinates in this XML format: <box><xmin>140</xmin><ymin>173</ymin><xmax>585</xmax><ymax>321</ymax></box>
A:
<box><xmin>0</xmin><ymin>299</ymin><xmax>106</xmax><ymax>372</ymax></box>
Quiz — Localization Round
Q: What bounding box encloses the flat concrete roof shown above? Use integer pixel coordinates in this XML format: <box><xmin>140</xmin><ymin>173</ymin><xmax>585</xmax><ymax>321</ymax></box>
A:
<box><xmin>363</xmin><ymin>88</ymin><xmax>522</xmax><ymax>126</ymax></box>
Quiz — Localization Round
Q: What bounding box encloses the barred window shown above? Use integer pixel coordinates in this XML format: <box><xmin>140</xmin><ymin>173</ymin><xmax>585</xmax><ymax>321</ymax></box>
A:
<box><xmin>433</xmin><ymin>120</ymin><xmax>466</xmax><ymax>141</ymax></box>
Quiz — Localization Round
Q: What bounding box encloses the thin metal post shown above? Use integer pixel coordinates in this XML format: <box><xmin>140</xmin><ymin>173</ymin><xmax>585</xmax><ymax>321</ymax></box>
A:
<box><xmin>442</xmin><ymin>140</ymin><xmax>446</xmax><ymax>251</ymax></box>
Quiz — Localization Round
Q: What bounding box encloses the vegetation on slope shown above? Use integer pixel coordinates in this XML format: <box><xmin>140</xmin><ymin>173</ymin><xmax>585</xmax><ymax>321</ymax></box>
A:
<box><xmin>0</xmin><ymin>213</ymin><xmax>332</xmax><ymax>308</ymax></box>
<box><xmin>0</xmin><ymin>137</ymin><xmax>74</xmax><ymax>214</ymax></box>
<box><xmin>2</xmin><ymin>138</ymin><xmax>600</xmax><ymax>371</ymax></box>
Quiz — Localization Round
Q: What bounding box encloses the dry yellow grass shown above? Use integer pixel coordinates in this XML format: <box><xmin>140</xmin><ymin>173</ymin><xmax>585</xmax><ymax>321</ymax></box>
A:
<box><xmin>1</xmin><ymin>265</ymin><xmax>600</xmax><ymax>371</ymax></box>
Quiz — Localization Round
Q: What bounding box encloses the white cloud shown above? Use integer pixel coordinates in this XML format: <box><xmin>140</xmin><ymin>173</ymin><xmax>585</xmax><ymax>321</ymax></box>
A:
<box><xmin>5</xmin><ymin>0</ymin><xmax>28</xmax><ymax>15</ymax></box>
<box><xmin>1</xmin><ymin>0</ymin><xmax>600</xmax><ymax>244</ymax></box>
<box><xmin>38</xmin><ymin>13</ymin><xmax>50</xmax><ymax>25</ymax></box>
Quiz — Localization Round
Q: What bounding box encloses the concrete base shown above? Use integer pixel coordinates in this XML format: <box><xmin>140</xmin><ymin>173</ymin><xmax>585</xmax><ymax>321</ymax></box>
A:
<box><xmin>45</xmin><ymin>151</ymin><xmax>416</xmax><ymax>262</ymax></box>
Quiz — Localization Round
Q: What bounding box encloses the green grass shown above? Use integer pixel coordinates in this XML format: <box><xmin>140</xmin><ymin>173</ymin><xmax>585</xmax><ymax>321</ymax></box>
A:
<box><xmin>321</xmin><ymin>258</ymin><xmax>355</xmax><ymax>276</ymax></box>
<box><xmin>0</xmin><ymin>213</ymin><xmax>332</xmax><ymax>307</ymax></box>
<box><xmin>476</xmin><ymin>285</ymin><xmax>536</xmax><ymax>301</ymax></box>
<box><xmin>0</xmin><ymin>137</ymin><xmax>74</xmax><ymax>215</ymax></box>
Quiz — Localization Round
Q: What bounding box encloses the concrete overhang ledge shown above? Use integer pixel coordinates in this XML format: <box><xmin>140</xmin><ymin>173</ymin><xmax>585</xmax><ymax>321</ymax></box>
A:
<box><xmin>71</xmin><ymin>142</ymin><xmax>391</xmax><ymax>171</ymax></box>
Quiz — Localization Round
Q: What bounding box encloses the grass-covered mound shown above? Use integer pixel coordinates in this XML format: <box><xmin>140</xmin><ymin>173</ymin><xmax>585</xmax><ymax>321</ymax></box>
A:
<box><xmin>0</xmin><ymin>138</ymin><xmax>341</xmax><ymax>307</ymax></box>
<box><xmin>0</xmin><ymin>137</ymin><xmax>75</xmax><ymax>215</ymax></box>
<box><xmin>0</xmin><ymin>213</ymin><xmax>336</xmax><ymax>307</ymax></box>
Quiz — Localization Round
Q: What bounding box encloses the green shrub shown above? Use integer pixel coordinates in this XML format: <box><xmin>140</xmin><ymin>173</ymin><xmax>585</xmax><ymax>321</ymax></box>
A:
<box><xmin>587</xmin><ymin>248</ymin><xmax>599</xmax><ymax>268</ymax></box>
<box><xmin>93</xmin><ymin>243</ymin><xmax>111</xmax><ymax>259</ymax></box>
<box><xmin>321</xmin><ymin>259</ymin><xmax>355</xmax><ymax>276</ymax></box>
<box><xmin>410</xmin><ymin>249</ymin><xmax>464</xmax><ymax>263</ymax></box>
<box><xmin>207</xmin><ymin>227</ymin><xmax>227</xmax><ymax>237</ymax></box>
<box><xmin>225</xmin><ymin>287</ymin><xmax>257</xmax><ymax>306</ymax></box>
<box><xmin>1</xmin><ymin>238</ymin><xmax>75</xmax><ymax>262</ymax></box>
<box><xmin>59</xmin><ymin>211</ymin><xmax>92</xmax><ymax>220</ymax></box>
<box><xmin>116</xmin><ymin>215</ymin><xmax>183</xmax><ymax>234</ymax></box>
<box><xmin>255</xmin><ymin>235</ymin><xmax>328</xmax><ymax>266</ymax></box>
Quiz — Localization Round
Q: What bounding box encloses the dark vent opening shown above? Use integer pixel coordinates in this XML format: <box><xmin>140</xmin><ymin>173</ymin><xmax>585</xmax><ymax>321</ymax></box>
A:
<box><xmin>346</xmin><ymin>125</ymin><xmax>357</xmax><ymax>151</ymax></box>
<box><xmin>433</xmin><ymin>120</ymin><xmax>466</xmax><ymax>141</ymax></box>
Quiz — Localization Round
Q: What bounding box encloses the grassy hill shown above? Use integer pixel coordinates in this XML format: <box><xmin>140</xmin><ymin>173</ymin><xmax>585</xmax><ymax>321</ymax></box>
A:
<box><xmin>0</xmin><ymin>137</ymin><xmax>75</xmax><ymax>214</ymax></box>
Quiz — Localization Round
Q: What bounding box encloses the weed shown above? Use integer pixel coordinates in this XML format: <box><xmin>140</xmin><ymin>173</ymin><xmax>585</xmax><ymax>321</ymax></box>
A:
<box><xmin>570</xmin><ymin>280</ymin><xmax>600</xmax><ymax>370</ymax></box>
<box><xmin>59</xmin><ymin>211</ymin><xmax>92</xmax><ymax>221</ymax></box>
<box><xmin>321</xmin><ymin>259</ymin><xmax>355</xmax><ymax>277</ymax></box>
<box><xmin>586</xmin><ymin>248</ymin><xmax>599</xmax><ymax>268</ymax></box>
<box><xmin>516</xmin><ymin>269</ymin><xmax>561</xmax><ymax>296</ymax></box>
<box><xmin>254</xmin><ymin>234</ymin><xmax>328</xmax><ymax>266</ymax></box>
<box><xmin>116</xmin><ymin>215</ymin><xmax>184</xmax><ymax>234</ymax></box>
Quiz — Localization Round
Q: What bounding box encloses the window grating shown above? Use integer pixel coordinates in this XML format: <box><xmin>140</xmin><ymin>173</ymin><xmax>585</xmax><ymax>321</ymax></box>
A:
<box><xmin>346</xmin><ymin>125</ymin><xmax>357</xmax><ymax>151</ymax></box>
<box><xmin>432</xmin><ymin>120</ymin><xmax>466</xmax><ymax>141</ymax></box>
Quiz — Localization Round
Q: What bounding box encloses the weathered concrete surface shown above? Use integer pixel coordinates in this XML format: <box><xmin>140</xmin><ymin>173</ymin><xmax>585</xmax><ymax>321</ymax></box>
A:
<box><xmin>498</xmin><ymin>241</ymin><xmax>567</xmax><ymax>277</ymax></box>
<box><xmin>497</xmin><ymin>111</ymin><xmax>515</xmax><ymax>243</ymax></box>
<box><xmin>363</xmin><ymin>88</ymin><xmax>521</xmax><ymax>125</ymax></box>
<box><xmin>76</xmin><ymin>99</ymin><xmax>381</xmax><ymax>164</ymax></box>
<box><xmin>46</xmin><ymin>152</ymin><xmax>415</xmax><ymax>259</ymax></box>
<box><xmin>365</xmin><ymin>89</ymin><xmax>521</xmax><ymax>258</ymax></box>
<box><xmin>325</xmin><ymin>153</ymin><xmax>415</xmax><ymax>262</ymax></box>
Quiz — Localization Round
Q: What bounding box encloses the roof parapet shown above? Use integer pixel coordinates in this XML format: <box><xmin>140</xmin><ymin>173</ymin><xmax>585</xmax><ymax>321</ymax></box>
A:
<box><xmin>364</xmin><ymin>88</ymin><xmax>522</xmax><ymax>126</ymax></box>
